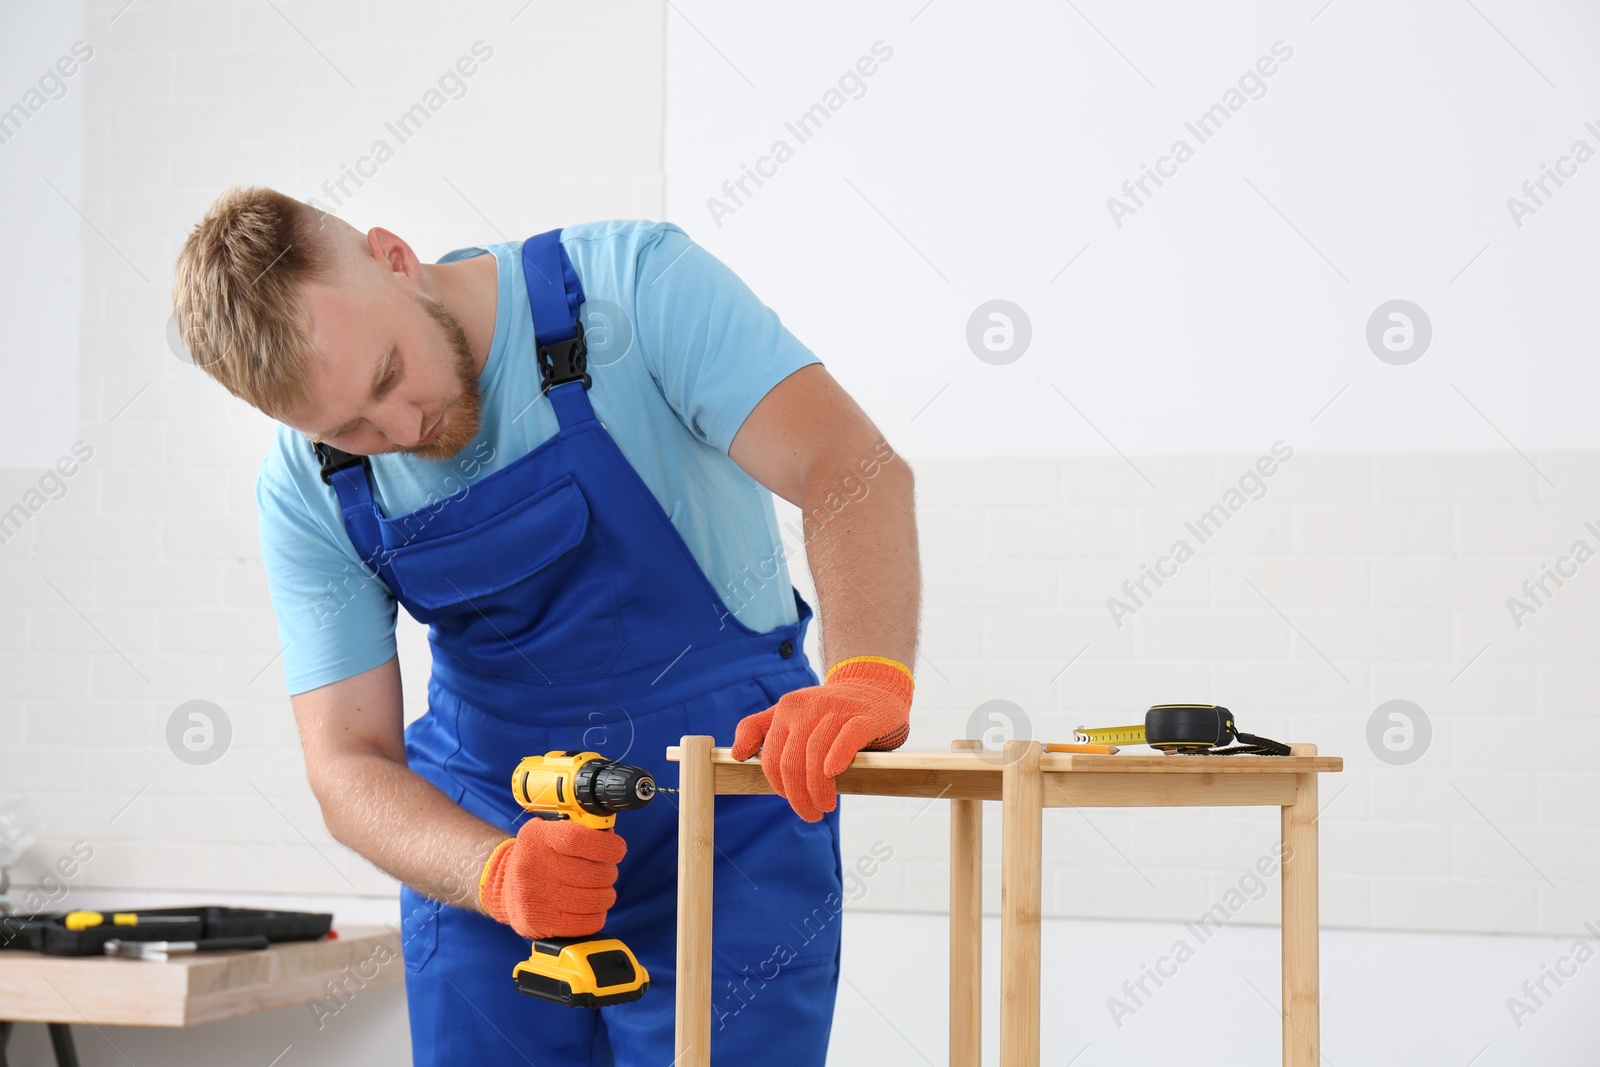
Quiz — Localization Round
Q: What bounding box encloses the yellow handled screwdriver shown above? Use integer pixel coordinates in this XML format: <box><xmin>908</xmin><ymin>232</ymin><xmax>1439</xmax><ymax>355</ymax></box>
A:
<box><xmin>63</xmin><ymin>911</ymin><xmax>194</xmax><ymax>931</ymax></box>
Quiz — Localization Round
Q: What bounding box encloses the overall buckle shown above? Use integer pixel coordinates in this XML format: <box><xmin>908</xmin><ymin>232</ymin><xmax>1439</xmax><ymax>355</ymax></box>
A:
<box><xmin>538</xmin><ymin>320</ymin><xmax>592</xmax><ymax>395</ymax></box>
<box><xmin>313</xmin><ymin>441</ymin><xmax>367</xmax><ymax>485</ymax></box>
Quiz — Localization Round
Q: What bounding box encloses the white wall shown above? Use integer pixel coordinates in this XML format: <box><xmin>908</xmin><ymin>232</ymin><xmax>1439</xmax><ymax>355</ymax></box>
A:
<box><xmin>666</xmin><ymin>0</ymin><xmax>1600</xmax><ymax>455</ymax></box>
<box><xmin>0</xmin><ymin>2</ymin><xmax>86</xmax><ymax>467</ymax></box>
<box><xmin>832</xmin><ymin>912</ymin><xmax>1600</xmax><ymax>1066</ymax></box>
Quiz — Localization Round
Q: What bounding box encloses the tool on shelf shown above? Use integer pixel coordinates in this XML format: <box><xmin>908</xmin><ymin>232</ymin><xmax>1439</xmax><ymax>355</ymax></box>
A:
<box><xmin>506</xmin><ymin>751</ymin><xmax>675</xmax><ymax>1008</ymax></box>
<box><xmin>1074</xmin><ymin>704</ymin><xmax>1290</xmax><ymax>756</ymax></box>
<box><xmin>63</xmin><ymin>911</ymin><xmax>194</xmax><ymax>931</ymax></box>
<box><xmin>2</xmin><ymin>906</ymin><xmax>331</xmax><ymax>957</ymax></box>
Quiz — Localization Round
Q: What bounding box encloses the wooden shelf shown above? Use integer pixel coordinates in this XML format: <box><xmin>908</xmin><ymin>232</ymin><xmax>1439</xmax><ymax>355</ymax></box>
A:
<box><xmin>0</xmin><ymin>925</ymin><xmax>400</xmax><ymax>1027</ymax></box>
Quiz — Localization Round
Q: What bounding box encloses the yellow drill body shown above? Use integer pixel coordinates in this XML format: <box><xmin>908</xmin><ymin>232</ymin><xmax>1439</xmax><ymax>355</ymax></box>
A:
<box><xmin>505</xmin><ymin>750</ymin><xmax>662</xmax><ymax>1008</ymax></box>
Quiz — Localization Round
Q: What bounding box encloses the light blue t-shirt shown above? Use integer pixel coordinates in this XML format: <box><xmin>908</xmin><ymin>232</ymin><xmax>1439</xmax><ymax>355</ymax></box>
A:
<box><xmin>257</xmin><ymin>220</ymin><xmax>819</xmax><ymax>696</ymax></box>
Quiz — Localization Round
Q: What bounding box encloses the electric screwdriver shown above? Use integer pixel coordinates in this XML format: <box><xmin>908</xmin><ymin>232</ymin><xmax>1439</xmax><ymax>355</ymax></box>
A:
<box><xmin>506</xmin><ymin>750</ymin><xmax>671</xmax><ymax>1008</ymax></box>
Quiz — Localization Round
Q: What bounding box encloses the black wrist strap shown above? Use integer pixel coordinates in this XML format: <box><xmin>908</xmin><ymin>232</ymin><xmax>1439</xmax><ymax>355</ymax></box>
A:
<box><xmin>1206</xmin><ymin>730</ymin><xmax>1291</xmax><ymax>757</ymax></box>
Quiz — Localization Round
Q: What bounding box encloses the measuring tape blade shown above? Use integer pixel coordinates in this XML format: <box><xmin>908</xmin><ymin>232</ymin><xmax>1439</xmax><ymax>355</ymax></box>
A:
<box><xmin>1074</xmin><ymin>724</ymin><xmax>1147</xmax><ymax>745</ymax></box>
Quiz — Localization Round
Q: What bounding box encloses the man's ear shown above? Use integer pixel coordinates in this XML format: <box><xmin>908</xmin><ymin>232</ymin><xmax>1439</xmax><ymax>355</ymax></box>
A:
<box><xmin>365</xmin><ymin>227</ymin><xmax>421</xmax><ymax>282</ymax></box>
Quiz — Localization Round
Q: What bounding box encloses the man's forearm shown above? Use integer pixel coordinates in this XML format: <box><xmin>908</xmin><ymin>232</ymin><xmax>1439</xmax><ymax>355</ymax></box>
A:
<box><xmin>314</xmin><ymin>750</ymin><xmax>508</xmax><ymax>912</ymax></box>
<box><xmin>802</xmin><ymin>441</ymin><xmax>920</xmax><ymax>674</ymax></box>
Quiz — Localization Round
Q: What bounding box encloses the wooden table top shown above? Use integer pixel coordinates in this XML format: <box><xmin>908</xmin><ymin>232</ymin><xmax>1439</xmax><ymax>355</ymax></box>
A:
<box><xmin>0</xmin><ymin>925</ymin><xmax>401</xmax><ymax>1027</ymax></box>
<box><xmin>666</xmin><ymin>743</ymin><xmax>1340</xmax><ymax>806</ymax></box>
<box><xmin>666</xmin><ymin>744</ymin><xmax>1343</xmax><ymax>774</ymax></box>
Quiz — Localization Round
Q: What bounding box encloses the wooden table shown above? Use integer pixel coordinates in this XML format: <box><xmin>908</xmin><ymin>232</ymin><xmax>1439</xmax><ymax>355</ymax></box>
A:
<box><xmin>668</xmin><ymin>737</ymin><xmax>1342</xmax><ymax>1067</ymax></box>
<box><xmin>0</xmin><ymin>925</ymin><xmax>400</xmax><ymax>1066</ymax></box>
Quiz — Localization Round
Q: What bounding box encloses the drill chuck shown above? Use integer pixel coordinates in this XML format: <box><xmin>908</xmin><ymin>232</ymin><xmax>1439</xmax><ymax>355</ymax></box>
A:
<box><xmin>575</xmin><ymin>758</ymin><xmax>658</xmax><ymax>815</ymax></box>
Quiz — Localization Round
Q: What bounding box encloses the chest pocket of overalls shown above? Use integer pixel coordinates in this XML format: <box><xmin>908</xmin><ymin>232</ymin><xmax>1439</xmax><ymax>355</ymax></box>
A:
<box><xmin>384</xmin><ymin>475</ymin><xmax>625</xmax><ymax>681</ymax></box>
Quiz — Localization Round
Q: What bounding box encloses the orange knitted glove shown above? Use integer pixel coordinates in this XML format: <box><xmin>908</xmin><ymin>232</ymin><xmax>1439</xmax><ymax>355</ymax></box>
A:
<box><xmin>477</xmin><ymin>817</ymin><xmax>627</xmax><ymax>939</ymax></box>
<box><xmin>731</xmin><ymin>656</ymin><xmax>913</xmax><ymax>822</ymax></box>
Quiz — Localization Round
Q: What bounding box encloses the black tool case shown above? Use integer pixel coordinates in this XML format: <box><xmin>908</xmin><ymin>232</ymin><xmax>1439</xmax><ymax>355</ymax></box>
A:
<box><xmin>0</xmin><ymin>906</ymin><xmax>333</xmax><ymax>956</ymax></box>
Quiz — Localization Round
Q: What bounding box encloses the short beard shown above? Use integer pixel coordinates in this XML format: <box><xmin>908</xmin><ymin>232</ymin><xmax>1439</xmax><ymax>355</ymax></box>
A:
<box><xmin>404</xmin><ymin>292</ymin><xmax>483</xmax><ymax>461</ymax></box>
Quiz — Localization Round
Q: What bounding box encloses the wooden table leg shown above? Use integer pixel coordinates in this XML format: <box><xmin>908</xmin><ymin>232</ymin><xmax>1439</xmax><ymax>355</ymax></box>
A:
<box><xmin>950</xmin><ymin>739</ymin><xmax>983</xmax><ymax>1067</ymax></box>
<box><xmin>1000</xmin><ymin>740</ymin><xmax>1042</xmax><ymax>1067</ymax></box>
<box><xmin>1282</xmin><ymin>743</ymin><xmax>1320</xmax><ymax>1066</ymax></box>
<box><xmin>675</xmin><ymin>735</ymin><xmax>715</xmax><ymax>1067</ymax></box>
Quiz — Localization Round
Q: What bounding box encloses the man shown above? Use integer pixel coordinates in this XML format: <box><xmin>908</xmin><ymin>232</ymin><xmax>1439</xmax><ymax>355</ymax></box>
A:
<box><xmin>171</xmin><ymin>186</ymin><xmax>921</xmax><ymax>1064</ymax></box>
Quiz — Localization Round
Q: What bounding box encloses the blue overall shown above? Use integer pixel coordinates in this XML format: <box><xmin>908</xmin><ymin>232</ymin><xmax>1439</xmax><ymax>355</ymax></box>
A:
<box><xmin>320</xmin><ymin>231</ymin><xmax>843</xmax><ymax>1065</ymax></box>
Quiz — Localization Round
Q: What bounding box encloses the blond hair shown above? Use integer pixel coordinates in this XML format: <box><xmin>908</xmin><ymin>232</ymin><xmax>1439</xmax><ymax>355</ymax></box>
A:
<box><xmin>171</xmin><ymin>185</ymin><xmax>341</xmax><ymax>418</ymax></box>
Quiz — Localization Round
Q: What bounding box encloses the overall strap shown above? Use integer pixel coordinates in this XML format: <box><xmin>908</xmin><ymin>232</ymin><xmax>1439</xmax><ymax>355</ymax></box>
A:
<box><xmin>521</xmin><ymin>228</ymin><xmax>596</xmax><ymax>428</ymax></box>
<box><xmin>312</xmin><ymin>442</ymin><xmax>395</xmax><ymax>588</ymax></box>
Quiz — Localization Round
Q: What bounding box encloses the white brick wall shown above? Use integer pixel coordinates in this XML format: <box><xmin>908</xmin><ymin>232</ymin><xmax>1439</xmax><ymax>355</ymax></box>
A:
<box><xmin>825</xmin><ymin>450</ymin><xmax>1600</xmax><ymax>938</ymax></box>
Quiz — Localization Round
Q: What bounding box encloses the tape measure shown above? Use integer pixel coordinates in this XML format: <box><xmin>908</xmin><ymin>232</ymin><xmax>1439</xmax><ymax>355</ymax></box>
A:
<box><xmin>1075</xmin><ymin>705</ymin><xmax>1290</xmax><ymax>756</ymax></box>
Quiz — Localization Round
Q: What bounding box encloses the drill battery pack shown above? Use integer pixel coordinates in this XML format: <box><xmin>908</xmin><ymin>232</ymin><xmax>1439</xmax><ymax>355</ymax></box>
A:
<box><xmin>512</xmin><ymin>934</ymin><xmax>649</xmax><ymax>1008</ymax></box>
